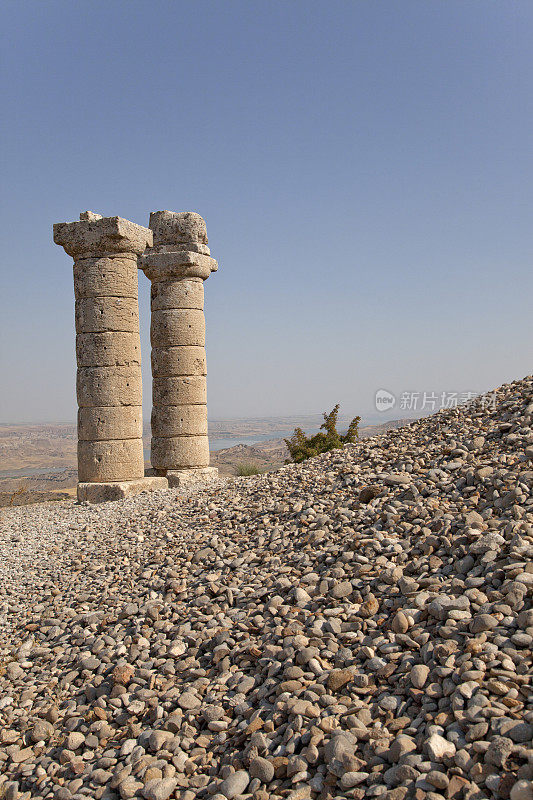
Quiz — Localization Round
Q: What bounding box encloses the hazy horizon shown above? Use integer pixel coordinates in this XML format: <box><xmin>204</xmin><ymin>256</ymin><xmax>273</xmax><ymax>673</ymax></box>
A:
<box><xmin>1</xmin><ymin>1</ymin><xmax>532</xmax><ymax>424</ymax></box>
<box><xmin>0</xmin><ymin>390</ymin><xmax>505</xmax><ymax>429</ymax></box>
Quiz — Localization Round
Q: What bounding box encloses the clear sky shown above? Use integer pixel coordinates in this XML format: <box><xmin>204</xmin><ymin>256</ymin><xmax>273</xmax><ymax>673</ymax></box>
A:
<box><xmin>1</xmin><ymin>0</ymin><xmax>531</xmax><ymax>424</ymax></box>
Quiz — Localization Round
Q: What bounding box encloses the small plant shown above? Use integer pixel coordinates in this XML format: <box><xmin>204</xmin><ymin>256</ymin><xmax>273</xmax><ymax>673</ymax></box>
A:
<box><xmin>9</xmin><ymin>484</ymin><xmax>27</xmax><ymax>506</ymax></box>
<box><xmin>285</xmin><ymin>405</ymin><xmax>361</xmax><ymax>463</ymax></box>
<box><xmin>236</xmin><ymin>463</ymin><xmax>261</xmax><ymax>476</ymax></box>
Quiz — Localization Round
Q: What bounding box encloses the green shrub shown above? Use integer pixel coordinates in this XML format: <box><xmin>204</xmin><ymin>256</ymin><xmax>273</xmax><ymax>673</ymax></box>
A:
<box><xmin>236</xmin><ymin>463</ymin><xmax>262</xmax><ymax>476</ymax></box>
<box><xmin>285</xmin><ymin>405</ymin><xmax>361</xmax><ymax>463</ymax></box>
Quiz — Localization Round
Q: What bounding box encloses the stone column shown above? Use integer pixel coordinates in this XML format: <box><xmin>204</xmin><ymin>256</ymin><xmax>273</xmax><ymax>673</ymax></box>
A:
<box><xmin>53</xmin><ymin>212</ymin><xmax>167</xmax><ymax>502</ymax></box>
<box><xmin>140</xmin><ymin>211</ymin><xmax>218</xmax><ymax>485</ymax></box>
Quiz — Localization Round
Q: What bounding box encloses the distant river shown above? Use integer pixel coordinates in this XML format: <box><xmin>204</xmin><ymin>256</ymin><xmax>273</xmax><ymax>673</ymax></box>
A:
<box><xmin>210</xmin><ymin>430</ymin><xmax>290</xmax><ymax>450</ymax></box>
<box><xmin>144</xmin><ymin>429</ymin><xmax>292</xmax><ymax>460</ymax></box>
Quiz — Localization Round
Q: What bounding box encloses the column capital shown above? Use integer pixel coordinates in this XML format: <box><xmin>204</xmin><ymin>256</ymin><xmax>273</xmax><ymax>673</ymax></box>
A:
<box><xmin>150</xmin><ymin>210</ymin><xmax>210</xmax><ymax>251</ymax></box>
<box><xmin>140</xmin><ymin>210</ymin><xmax>218</xmax><ymax>282</ymax></box>
<box><xmin>140</xmin><ymin>249</ymin><xmax>218</xmax><ymax>282</ymax></box>
<box><xmin>53</xmin><ymin>214</ymin><xmax>153</xmax><ymax>259</ymax></box>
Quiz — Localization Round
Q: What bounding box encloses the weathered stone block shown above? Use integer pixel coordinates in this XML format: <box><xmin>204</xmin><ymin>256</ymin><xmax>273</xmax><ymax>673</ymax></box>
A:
<box><xmin>166</xmin><ymin>467</ymin><xmax>218</xmax><ymax>487</ymax></box>
<box><xmin>151</xmin><ymin>405</ymin><xmax>207</xmax><ymax>437</ymax></box>
<box><xmin>152</xmin><ymin>375</ymin><xmax>206</xmax><ymax>406</ymax></box>
<box><xmin>150</xmin><ymin>309</ymin><xmax>205</xmax><ymax>348</ymax></box>
<box><xmin>77</xmin><ymin>475</ymin><xmax>168</xmax><ymax>503</ymax></box>
<box><xmin>151</xmin><ymin>436</ymin><xmax>210</xmax><ymax>469</ymax></box>
<box><xmin>54</xmin><ymin>215</ymin><xmax>152</xmax><ymax>259</ymax></box>
<box><xmin>149</xmin><ymin>211</ymin><xmax>209</xmax><ymax>246</ymax></box>
<box><xmin>141</xmin><ymin>251</ymin><xmax>217</xmax><ymax>282</ymax></box>
<box><xmin>78</xmin><ymin>406</ymin><xmax>143</xmax><ymax>441</ymax></box>
<box><xmin>79</xmin><ymin>211</ymin><xmax>102</xmax><ymax>221</ymax></box>
<box><xmin>77</xmin><ymin>367</ymin><xmax>142</xmax><ymax>407</ymax></box>
<box><xmin>73</xmin><ymin>257</ymin><xmax>139</xmax><ymax>299</ymax></box>
<box><xmin>75</xmin><ymin>296</ymin><xmax>140</xmax><ymax>333</ymax></box>
<box><xmin>150</xmin><ymin>279</ymin><xmax>204</xmax><ymax>311</ymax></box>
<box><xmin>151</xmin><ymin>346</ymin><xmax>206</xmax><ymax>377</ymax></box>
<box><xmin>76</xmin><ymin>332</ymin><xmax>141</xmax><ymax>367</ymax></box>
<box><xmin>78</xmin><ymin>439</ymin><xmax>145</xmax><ymax>482</ymax></box>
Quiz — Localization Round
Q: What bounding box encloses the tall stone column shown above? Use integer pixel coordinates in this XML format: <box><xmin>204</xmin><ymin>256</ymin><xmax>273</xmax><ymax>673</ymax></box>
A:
<box><xmin>140</xmin><ymin>211</ymin><xmax>218</xmax><ymax>484</ymax></box>
<box><xmin>53</xmin><ymin>212</ymin><xmax>167</xmax><ymax>502</ymax></box>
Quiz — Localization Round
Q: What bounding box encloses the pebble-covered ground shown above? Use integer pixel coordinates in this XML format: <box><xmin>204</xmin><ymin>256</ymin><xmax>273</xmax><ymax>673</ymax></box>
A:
<box><xmin>0</xmin><ymin>376</ymin><xmax>532</xmax><ymax>800</ymax></box>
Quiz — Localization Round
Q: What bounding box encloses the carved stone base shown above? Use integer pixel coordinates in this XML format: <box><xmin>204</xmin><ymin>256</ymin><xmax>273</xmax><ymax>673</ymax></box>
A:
<box><xmin>165</xmin><ymin>467</ymin><xmax>219</xmax><ymax>488</ymax></box>
<box><xmin>77</xmin><ymin>476</ymin><xmax>168</xmax><ymax>504</ymax></box>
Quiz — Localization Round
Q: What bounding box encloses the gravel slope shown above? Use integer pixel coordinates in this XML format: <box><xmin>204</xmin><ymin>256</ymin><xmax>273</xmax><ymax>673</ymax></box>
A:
<box><xmin>0</xmin><ymin>376</ymin><xmax>532</xmax><ymax>800</ymax></box>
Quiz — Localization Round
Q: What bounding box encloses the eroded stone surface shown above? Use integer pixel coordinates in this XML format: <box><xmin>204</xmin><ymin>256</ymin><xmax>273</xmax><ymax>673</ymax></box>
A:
<box><xmin>78</xmin><ymin>406</ymin><xmax>143</xmax><ymax>441</ymax></box>
<box><xmin>77</xmin><ymin>476</ymin><xmax>168</xmax><ymax>503</ymax></box>
<box><xmin>76</xmin><ymin>331</ymin><xmax>141</xmax><ymax>367</ymax></box>
<box><xmin>54</xmin><ymin>214</ymin><xmax>152</xmax><ymax>259</ymax></box>
<box><xmin>73</xmin><ymin>257</ymin><xmax>139</xmax><ymax>298</ymax></box>
<box><xmin>141</xmin><ymin>250</ymin><xmax>217</xmax><ymax>282</ymax></box>
<box><xmin>54</xmin><ymin>213</ymin><xmax>149</xmax><ymax>490</ymax></box>
<box><xmin>151</xmin><ymin>278</ymin><xmax>204</xmax><ymax>311</ymax></box>
<box><xmin>151</xmin><ymin>346</ymin><xmax>206</xmax><ymax>377</ymax></box>
<box><xmin>165</xmin><ymin>466</ymin><xmax>218</xmax><ymax>487</ymax></box>
<box><xmin>152</xmin><ymin>375</ymin><xmax>207</xmax><ymax>406</ymax></box>
<box><xmin>75</xmin><ymin>296</ymin><xmax>140</xmax><ymax>333</ymax></box>
<box><xmin>77</xmin><ymin>439</ymin><xmax>144</xmax><ymax>482</ymax></box>
<box><xmin>150</xmin><ymin>309</ymin><xmax>205</xmax><ymax>348</ymax></box>
<box><xmin>151</xmin><ymin>435</ymin><xmax>210</xmax><ymax>469</ymax></box>
<box><xmin>76</xmin><ymin>366</ymin><xmax>142</xmax><ymax>407</ymax></box>
<box><xmin>151</xmin><ymin>404</ymin><xmax>208</xmax><ymax>437</ymax></box>
<box><xmin>149</xmin><ymin>210</ymin><xmax>208</xmax><ymax>246</ymax></box>
<box><xmin>140</xmin><ymin>211</ymin><xmax>217</xmax><ymax>476</ymax></box>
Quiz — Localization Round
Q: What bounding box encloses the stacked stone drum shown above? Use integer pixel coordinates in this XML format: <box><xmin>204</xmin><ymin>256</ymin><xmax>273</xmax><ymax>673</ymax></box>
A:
<box><xmin>53</xmin><ymin>212</ymin><xmax>152</xmax><ymax>485</ymax></box>
<box><xmin>140</xmin><ymin>211</ymin><xmax>218</xmax><ymax>472</ymax></box>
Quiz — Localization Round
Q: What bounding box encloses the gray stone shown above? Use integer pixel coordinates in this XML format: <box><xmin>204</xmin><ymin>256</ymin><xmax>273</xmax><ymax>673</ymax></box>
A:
<box><xmin>426</xmin><ymin>771</ymin><xmax>449</xmax><ymax>790</ymax></box>
<box><xmin>425</xmin><ymin>734</ymin><xmax>456</xmax><ymax>760</ymax></box>
<box><xmin>510</xmin><ymin>781</ymin><xmax>533</xmax><ymax>800</ymax></box>
<box><xmin>340</xmin><ymin>772</ymin><xmax>369</xmax><ymax>788</ymax></box>
<box><xmin>142</xmin><ymin>778</ymin><xmax>178</xmax><ymax>800</ymax></box>
<box><xmin>218</xmin><ymin>770</ymin><xmax>250</xmax><ymax>798</ymax></box>
<box><xmin>485</xmin><ymin>736</ymin><xmax>514</xmax><ymax>767</ymax></box>
<box><xmin>389</xmin><ymin>735</ymin><xmax>417</xmax><ymax>763</ymax></box>
<box><xmin>410</xmin><ymin>664</ymin><xmax>429</xmax><ymax>688</ymax></box>
<box><xmin>331</xmin><ymin>580</ymin><xmax>353</xmax><ymax>599</ymax></box>
<box><xmin>30</xmin><ymin>719</ymin><xmax>53</xmax><ymax>742</ymax></box>
<box><xmin>324</xmin><ymin>733</ymin><xmax>356</xmax><ymax>764</ymax></box>
<box><xmin>249</xmin><ymin>756</ymin><xmax>274</xmax><ymax>783</ymax></box>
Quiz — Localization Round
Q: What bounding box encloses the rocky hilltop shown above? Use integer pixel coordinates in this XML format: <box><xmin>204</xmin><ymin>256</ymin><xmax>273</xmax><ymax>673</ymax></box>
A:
<box><xmin>210</xmin><ymin>421</ymin><xmax>416</xmax><ymax>477</ymax></box>
<box><xmin>0</xmin><ymin>376</ymin><xmax>531</xmax><ymax>800</ymax></box>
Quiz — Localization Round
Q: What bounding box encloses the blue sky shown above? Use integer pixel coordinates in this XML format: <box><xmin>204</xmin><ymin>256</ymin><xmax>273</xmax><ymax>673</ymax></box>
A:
<box><xmin>1</xmin><ymin>0</ymin><xmax>531</xmax><ymax>423</ymax></box>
